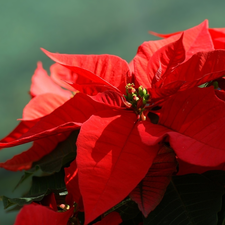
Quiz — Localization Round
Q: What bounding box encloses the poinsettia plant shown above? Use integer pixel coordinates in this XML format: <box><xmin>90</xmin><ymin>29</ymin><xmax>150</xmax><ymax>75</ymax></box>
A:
<box><xmin>1</xmin><ymin>20</ymin><xmax>225</xmax><ymax>225</ymax></box>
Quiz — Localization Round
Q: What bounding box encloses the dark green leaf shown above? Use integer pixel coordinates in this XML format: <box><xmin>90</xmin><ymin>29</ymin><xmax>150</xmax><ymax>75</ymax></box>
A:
<box><xmin>32</xmin><ymin>130</ymin><xmax>79</xmax><ymax>173</ymax></box>
<box><xmin>144</xmin><ymin>173</ymin><xmax>224</xmax><ymax>225</ymax></box>
<box><xmin>203</xmin><ymin>170</ymin><xmax>225</xmax><ymax>187</ymax></box>
<box><xmin>5</xmin><ymin>204</ymin><xmax>23</xmax><ymax>213</ymax></box>
<box><xmin>1</xmin><ymin>169</ymin><xmax>66</xmax><ymax>209</ymax></box>
<box><xmin>104</xmin><ymin>198</ymin><xmax>142</xmax><ymax>225</ymax></box>
<box><xmin>13</xmin><ymin>166</ymin><xmax>39</xmax><ymax>191</ymax></box>
<box><xmin>203</xmin><ymin>171</ymin><xmax>225</xmax><ymax>225</ymax></box>
<box><xmin>26</xmin><ymin>169</ymin><xmax>66</xmax><ymax>197</ymax></box>
<box><xmin>114</xmin><ymin>198</ymin><xmax>140</xmax><ymax>221</ymax></box>
<box><xmin>148</xmin><ymin>111</ymin><xmax>159</xmax><ymax>124</ymax></box>
<box><xmin>0</xmin><ymin>194</ymin><xmax>45</xmax><ymax>209</ymax></box>
<box><xmin>218</xmin><ymin>195</ymin><xmax>225</xmax><ymax>225</ymax></box>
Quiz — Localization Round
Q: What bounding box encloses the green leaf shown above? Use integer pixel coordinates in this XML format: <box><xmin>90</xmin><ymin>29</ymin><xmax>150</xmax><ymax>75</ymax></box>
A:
<box><xmin>115</xmin><ymin>199</ymin><xmax>141</xmax><ymax>222</ymax></box>
<box><xmin>203</xmin><ymin>170</ymin><xmax>225</xmax><ymax>186</ymax></box>
<box><xmin>26</xmin><ymin>169</ymin><xmax>66</xmax><ymax>197</ymax></box>
<box><xmin>213</xmin><ymin>81</ymin><xmax>219</xmax><ymax>89</ymax></box>
<box><xmin>203</xmin><ymin>171</ymin><xmax>225</xmax><ymax>225</ymax></box>
<box><xmin>144</xmin><ymin>173</ymin><xmax>224</xmax><ymax>225</ymax></box>
<box><xmin>1</xmin><ymin>169</ymin><xmax>66</xmax><ymax>209</ymax></box>
<box><xmin>5</xmin><ymin>204</ymin><xmax>22</xmax><ymax>213</ymax></box>
<box><xmin>13</xmin><ymin>130</ymin><xmax>79</xmax><ymax>190</ymax></box>
<box><xmin>32</xmin><ymin>130</ymin><xmax>79</xmax><ymax>173</ymax></box>
<box><xmin>0</xmin><ymin>194</ymin><xmax>45</xmax><ymax>209</ymax></box>
<box><xmin>13</xmin><ymin>166</ymin><xmax>39</xmax><ymax>191</ymax></box>
<box><xmin>218</xmin><ymin>195</ymin><xmax>225</xmax><ymax>225</ymax></box>
<box><xmin>102</xmin><ymin>198</ymin><xmax>143</xmax><ymax>225</ymax></box>
<box><xmin>103</xmin><ymin>197</ymin><xmax>142</xmax><ymax>224</ymax></box>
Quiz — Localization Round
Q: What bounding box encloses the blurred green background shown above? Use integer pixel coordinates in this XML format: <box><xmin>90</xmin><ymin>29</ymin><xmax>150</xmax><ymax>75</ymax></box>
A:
<box><xmin>0</xmin><ymin>0</ymin><xmax>225</xmax><ymax>224</ymax></box>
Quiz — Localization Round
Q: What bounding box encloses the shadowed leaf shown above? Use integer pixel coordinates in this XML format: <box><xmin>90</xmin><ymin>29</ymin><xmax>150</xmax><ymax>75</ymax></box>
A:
<box><xmin>143</xmin><ymin>173</ymin><xmax>224</xmax><ymax>225</ymax></box>
<box><xmin>32</xmin><ymin>130</ymin><xmax>79</xmax><ymax>173</ymax></box>
<box><xmin>130</xmin><ymin>145</ymin><xmax>177</xmax><ymax>217</ymax></box>
<box><xmin>1</xmin><ymin>169</ymin><xmax>66</xmax><ymax>209</ymax></box>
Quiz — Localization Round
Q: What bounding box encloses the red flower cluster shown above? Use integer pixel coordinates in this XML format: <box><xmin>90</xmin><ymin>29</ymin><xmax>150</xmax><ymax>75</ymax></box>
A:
<box><xmin>2</xmin><ymin>20</ymin><xmax>225</xmax><ymax>224</ymax></box>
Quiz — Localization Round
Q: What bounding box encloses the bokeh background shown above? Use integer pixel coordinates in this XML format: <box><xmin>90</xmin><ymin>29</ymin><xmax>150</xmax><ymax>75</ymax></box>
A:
<box><xmin>0</xmin><ymin>0</ymin><xmax>225</xmax><ymax>224</ymax></box>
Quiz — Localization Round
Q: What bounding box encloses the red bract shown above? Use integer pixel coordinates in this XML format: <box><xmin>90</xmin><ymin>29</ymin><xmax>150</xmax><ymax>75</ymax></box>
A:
<box><xmin>22</xmin><ymin>93</ymin><xmax>69</xmax><ymax>120</ymax></box>
<box><xmin>129</xmin><ymin>145</ymin><xmax>177</xmax><ymax>217</ymax></box>
<box><xmin>14</xmin><ymin>203</ymin><xmax>74</xmax><ymax>225</ymax></box>
<box><xmin>1</xmin><ymin>20</ymin><xmax>225</xmax><ymax>224</ymax></box>
<box><xmin>39</xmin><ymin>33</ymin><xmax>225</xmax><ymax>222</ymax></box>
<box><xmin>149</xmin><ymin>19</ymin><xmax>225</xmax><ymax>50</ymax></box>
<box><xmin>0</xmin><ymin>63</ymin><xmax>73</xmax><ymax>170</ymax></box>
<box><xmin>64</xmin><ymin>160</ymin><xmax>82</xmax><ymax>207</ymax></box>
<box><xmin>159</xmin><ymin>87</ymin><xmax>225</xmax><ymax>174</ymax></box>
<box><xmin>93</xmin><ymin>212</ymin><xmax>122</xmax><ymax>225</ymax></box>
<box><xmin>30</xmin><ymin>62</ymin><xmax>71</xmax><ymax>99</ymax></box>
<box><xmin>0</xmin><ymin>93</ymin><xmax>112</xmax><ymax>171</ymax></box>
<box><xmin>41</xmin><ymin>21</ymin><xmax>225</xmax><ymax>103</ymax></box>
<box><xmin>136</xmin><ymin>20</ymin><xmax>214</xmax><ymax>83</ymax></box>
<box><xmin>76</xmin><ymin>110</ymin><xmax>166</xmax><ymax>223</ymax></box>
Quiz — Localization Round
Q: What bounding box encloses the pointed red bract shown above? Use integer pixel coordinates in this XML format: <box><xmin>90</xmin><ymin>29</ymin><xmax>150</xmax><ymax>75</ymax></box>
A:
<box><xmin>135</xmin><ymin>20</ymin><xmax>213</xmax><ymax>89</ymax></box>
<box><xmin>148</xmin><ymin>34</ymin><xmax>186</xmax><ymax>87</ymax></box>
<box><xmin>0</xmin><ymin>132</ymin><xmax>69</xmax><ymax>171</ymax></box>
<box><xmin>93</xmin><ymin>212</ymin><xmax>122</xmax><ymax>225</ymax></box>
<box><xmin>50</xmin><ymin>63</ymin><xmax>119</xmax><ymax>96</ymax></box>
<box><xmin>132</xmin><ymin>35</ymin><xmax>182</xmax><ymax>90</ymax></box>
<box><xmin>0</xmin><ymin>93</ymin><xmax>113</xmax><ymax>171</ymax></box>
<box><xmin>0</xmin><ymin>93</ymin><xmax>110</xmax><ymax>149</ymax></box>
<box><xmin>41</xmin><ymin>21</ymin><xmax>222</xmax><ymax>105</ymax></box>
<box><xmin>158</xmin><ymin>87</ymin><xmax>225</xmax><ymax>174</ymax></box>
<box><xmin>134</xmin><ymin>34</ymin><xmax>185</xmax><ymax>89</ymax></box>
<box><xmin>50</xmin><ymin>63</ymin><xmax>113</xmax><ymax>95</ymax></box>
<box><xmin>149</xmin><ymin>30</ymin><xmax>181</xmax><ymax>39</ymax></box>
<box><xmin>30</xmin><ymin>62</ymin><xmax>71</xmax><ymax>98</ymax></box>
<box><xmin>76</xmin><ymin>110</ymin><xmax>168</xmax><ymax>224</ymax></box>
<box><xmin>167</xmin><ymin>50</ymin><xmax>225</xmax><ymax>91</ymax></box>
<box><xmin>130</xmin><ymin>145</ymin><xmax>177</xmax><ymax>217</ymax></box>
<box><xmin>0</xmin><ymin>120</ymin><xmax>38</xmax><ymax>147</ymax></box>
<box><xmin>14</xmin><ymin>203</ymin><xmax>73</xmax><ymax>225</ymax></box>
<box><xmin>41</xmin><ymin>48</ymin><xmax>130</xmax><ymax>94</ymax></box>
<box><xmin>50</xmin><ymin>63</ymin><xmax>77</xmax><ymax>91</ymax></box>
<box><xmin>147</xmin><ymin>49</ymin><xmax>225</xmax><ymax>101</ymax></box>
<box><xmin>149</xmin><ymin>21</ymin><xmax>225</xmax><ymax>50</ymax></box>
<box><xmin>22</xmin><ymin>93</ymin><xmax>68</xmax><ymax>120</ymax></box>
<box><xmin>149</xmin><ymin>20</ymin><xmax>214</xmax><ymax>58</ymax></box>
